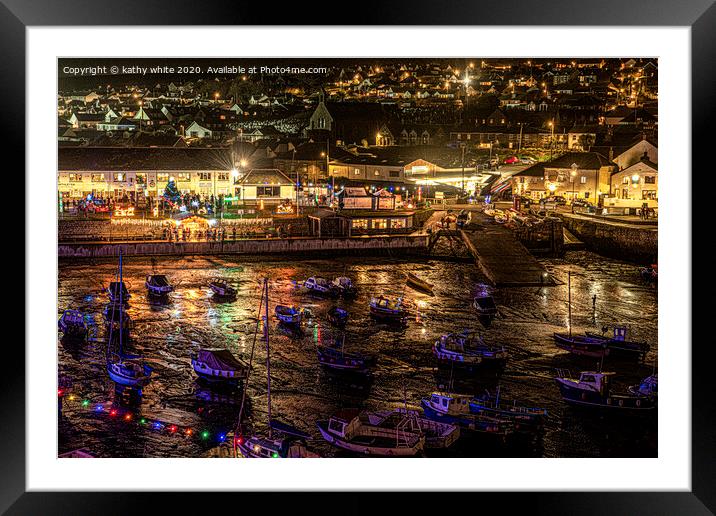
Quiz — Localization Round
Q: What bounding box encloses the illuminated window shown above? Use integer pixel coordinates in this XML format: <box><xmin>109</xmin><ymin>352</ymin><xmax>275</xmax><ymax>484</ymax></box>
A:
<box><xmin>157</xmin><ymin>173</ymin><xmax>169</xmax><ymax>182</ymax></box>
<box><xmin>217</xmin><ymin>172</ymin><xmax>229</xmax><ymax>181</ymax></box>
<box><xmin>69</xmin><ymin>173</ymin><xmax>83</xmax><ymax>182</ymax></box>
<box><xmin>354</xmin><ymin>168</ymin><xmax>361</xmax><ymax>175</ymax></box>
<box><xmin>351</xmin><ymin>219</ymin><xmax>369</xmax><ymax>230</ymax></box>
<box><xmin>198</xmin><ymin>172</ymin><xmax>211</xmax><ymax>180</ymax></box>
<box><xmin>580</xmin><ymin>176</ymin><xmax>587</xmax><ymax>184</ymax></box>
<box><xmin>136</xmin><ymin>173</ymin><xmax>146</xmax><ymax>185</ymax></box>
<box><xmin>644</xmin><ymin>176</ymin><xmax>656</xmax><ymax>184</ymax></box>
<box><xmin>113</xmin><ymin>173</ymin><xmax>124</xmax><ymax>182</ymax></box>
<box><xmin>90</xmin><ymin>173</ymin><xmax>105</xmax><ymax>182</ymax></box>
<box><xmin>373</xmin><ymin>219</ymin><xmax>388</xmax><ymax>229</ymax></box>
<box><xmin>177</xmin><ymin>173</ymin><xmax>191</xmax><ymax>181</ymax></box>
<box><xmin>390</xmin><ymin>218</ymin><xmax>406</xmax><ymax>229</ymax></box>
<box><xmin>374</xmin><ymin>170</ymin><xmax>380</xmax><ymax>176</ymax></box>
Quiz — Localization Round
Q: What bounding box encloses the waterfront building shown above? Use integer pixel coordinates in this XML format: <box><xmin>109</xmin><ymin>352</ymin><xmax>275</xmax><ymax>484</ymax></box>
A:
<box><xmin>58</xmin><ymin>147</ymin><xmax>236</xmax><ymax>201</ymax></box>
<box><xmin>236</xmin><ymin>168</ymin><xmax>295</xmax><ymax>206</ymax></box>
<box><xmin>610</xmin><ymin>154</ymin><xmax>658</xmax><ymax>202</ymax></box>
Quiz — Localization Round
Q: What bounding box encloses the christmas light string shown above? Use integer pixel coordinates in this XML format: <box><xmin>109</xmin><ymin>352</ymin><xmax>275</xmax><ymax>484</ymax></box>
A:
<box><xmin>58</xmin><ymin>389</ymin><xmax>231</xmax><ymax>444</ymax></box>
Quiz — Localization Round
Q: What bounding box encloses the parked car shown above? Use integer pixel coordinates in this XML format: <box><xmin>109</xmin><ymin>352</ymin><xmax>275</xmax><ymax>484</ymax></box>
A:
<box><xmin>519</xmin><ymin>156</ymin><xmax>537</xmax><ymax>164</ymax></box>
<box><xmin>571</xmin><ymin>199</ymin><xmax>594</xmax><ymax>208</ymax></box>
<box><xmin>514</xmin><ymin>195</ymin><xmax>533</xmax><ymax>207</ymax></box>
<box><xmin>540</xmin><ymin>196</ymin><xmax>567</xmax><ymax>206</ymax></box>
<box><xmin>87</xmin><ymin>200</ymin><xmax>110</xmax><ymax>213</ymax></box>
<box><xmin>503</xmin><ymin>156</ymin><xmax>520</xmax><ymax>165</ymax></box>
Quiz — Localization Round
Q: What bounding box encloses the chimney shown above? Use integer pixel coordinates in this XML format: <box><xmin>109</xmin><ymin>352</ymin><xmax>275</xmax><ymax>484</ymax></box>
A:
<box><xmin>608</xmin><ymin>147</ymin><xmax>614</xmax><ymax>161</ymax></box>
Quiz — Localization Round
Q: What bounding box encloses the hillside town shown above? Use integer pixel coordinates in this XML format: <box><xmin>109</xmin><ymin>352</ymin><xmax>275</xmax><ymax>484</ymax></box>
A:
<box><xmin>58</xmin><ymin>58</ymin><xmax>657</xmax><ymax>219</ymax></box>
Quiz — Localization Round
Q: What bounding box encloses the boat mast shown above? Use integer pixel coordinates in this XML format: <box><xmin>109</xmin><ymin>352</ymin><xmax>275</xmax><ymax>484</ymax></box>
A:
<box><xmin>118</xmin><ymin>250</ymin><xmax>124</xmax><ymax>358</ymax></box>
<box><xmin>264</xmin><ymin>278</ymin><xmax>272</xmax><ymax>439</ymax></box>
<box><xmin>567</xmin><ymin>270</ymin><xmax>572</xmax><ymax>338</ymax></box>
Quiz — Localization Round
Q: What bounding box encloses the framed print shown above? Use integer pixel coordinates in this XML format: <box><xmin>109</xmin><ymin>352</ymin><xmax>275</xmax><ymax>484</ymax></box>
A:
<box><xmin>5</xmin><ymin>0</ymin><xmax>714</xmax><ymax>513</ymax></box>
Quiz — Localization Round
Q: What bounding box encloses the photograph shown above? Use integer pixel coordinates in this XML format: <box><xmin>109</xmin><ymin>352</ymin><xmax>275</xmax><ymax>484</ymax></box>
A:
<box><xmin>56</xmin><ymin>57</ymin><xmax>660</xmax><ymax>460</ymax></box>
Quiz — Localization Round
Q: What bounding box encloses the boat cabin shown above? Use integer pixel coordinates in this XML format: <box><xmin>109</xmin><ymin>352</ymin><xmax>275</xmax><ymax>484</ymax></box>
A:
<box><xmin>427</xmin><ymin>393</ymin><xmax>472</xmax><ymax>415</ymax></box>
<box><xmin>559</xmin><ymin>371</ymin><xmax>615</xmax><ymax>392</ymax></box>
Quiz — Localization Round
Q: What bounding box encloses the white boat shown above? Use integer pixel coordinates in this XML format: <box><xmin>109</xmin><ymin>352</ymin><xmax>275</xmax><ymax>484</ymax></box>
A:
<box><xmin>299</xmin><ymin>276</ymin><xmax>338</xmax><ymax>297</ymax></box>
<box><xmin>369</xmin><ymin>408</ymin><xmax>460</xmax><ymax>449</ymax></box>
<box><xmin>275</xmin><ymin>305</ymin><xmax>303</xmax><ymax>325</ymax></box>
<box><xmin>192</xmin><ymin>349</ymin><xmax>249</xmax><ymax>384</ymax></box>
<box><xmin>369</xmin><ymin>296</ymin><xmax>408</xmax><ymax>321</ymax></box>
<box><xmin>209</xmin><ymin>279</ymin><xmax>237</xmax><ymax>298</ymax></box>
<box><xmin>332</xmin><ymin>276</ymin><xmax>357</xmax><ymax>297</ymax></box>
<box><xmin>317</xmin><ymin>409</ymin><xmax>425</xmax><ymax>456</ymax></box>
<box><xmin>145</xmin><ymin>274</ymin><xmax>173</xmax><ymax>296</ymax></box>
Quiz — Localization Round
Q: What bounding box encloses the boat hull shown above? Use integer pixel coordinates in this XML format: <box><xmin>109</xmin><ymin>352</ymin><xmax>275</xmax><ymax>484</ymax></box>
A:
<box><xmin>553</xmin><ymin>333</ymin><xmax>609</xmax><ymax>358</ymax></box>
<box><xmin>316</xmin><ymin>421</ymin><xmax>423</xmax><ymax>456</ymax></box>
<box><xmin>555</xmin><ymin>380</ymin><xmax>656</xmax><ymax>411</ymax></box>
<box><xmin>421</xmin><ymin>400</ymin><xmax>511</xmax><ymax>435</ymax></box>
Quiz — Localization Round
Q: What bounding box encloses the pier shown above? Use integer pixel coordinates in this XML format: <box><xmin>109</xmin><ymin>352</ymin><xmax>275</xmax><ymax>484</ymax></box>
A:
<box><xmin>460</xmin><ymin>215</ymin><xmax>555</xmax><ymax>287</ymax></box>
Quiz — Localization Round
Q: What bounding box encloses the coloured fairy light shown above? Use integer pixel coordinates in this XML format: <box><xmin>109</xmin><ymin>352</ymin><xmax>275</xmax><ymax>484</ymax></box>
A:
<box><xmin>59</xmin><ymin>389</ymin><xmax>230</xmax><ymax>444</ymax></box>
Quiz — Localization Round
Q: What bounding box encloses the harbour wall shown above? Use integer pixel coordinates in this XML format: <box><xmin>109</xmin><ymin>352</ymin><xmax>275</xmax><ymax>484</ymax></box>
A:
<box><xmin>558</xmin><ymin>215</ymin><xmax>657</xmax><ymax>263</ymax></box>
<box><xmin>58</xmin><ymin>235</ymin><xmax>430</xmax><ymax>258</ymax></box>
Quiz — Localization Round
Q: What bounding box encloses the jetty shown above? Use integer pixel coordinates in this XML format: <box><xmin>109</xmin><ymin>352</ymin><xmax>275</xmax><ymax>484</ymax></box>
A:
<box><xmin>460</xmin><ymin>214</ymin><xmax>555</xmax><ymax>287</ymax></box>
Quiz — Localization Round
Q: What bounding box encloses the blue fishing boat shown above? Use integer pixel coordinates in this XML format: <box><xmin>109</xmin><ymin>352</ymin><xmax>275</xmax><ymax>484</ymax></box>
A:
<box><xmin>628</xmin><ymin>373</ymin><xmax>658</xmax><ymax>399</ymax></box>
<box><xmin>432</xmin><ymin>331</ymin><xmax>507</xmax><ymax>370</ymax></box>
<box><xmin>421</xmin><ymin>393</ymin><xmax>513</xmax><ymax>436</ymax></box>
<box><xmin>327</xmin><ymin>306</ymin><xmax>349</xmax><ymax>327</ymax></box>
<box><xmin>554</xmin><ymin>370</ymin><xmax>656</xmax><ymax>411</ymax></box>
<box><xmin>58</xmin><ymin>309</ymin><xmax>87</xmax><ymax>339</ymax></box>
<box><xmin>209</xmin><ymin>279</ymin><xmax>237</xmax><ymax>298</ymax></box>
<box><xmin>275</xmin><ymin>305</ymin><xmax>302</xmax><ymax>325</ymax></box>
<box><xmin>469</xmin><ymin>388</ymin><xmax>547</xmax><ymax>432</ymax></box>
<box><xmin>584</xmin><ymin>326</ymin><xmax>650</xmax><ymax>361</ymax></box>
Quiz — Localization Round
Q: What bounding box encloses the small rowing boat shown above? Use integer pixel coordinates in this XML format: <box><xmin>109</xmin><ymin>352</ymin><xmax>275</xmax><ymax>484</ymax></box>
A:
<box><xmin>406</xmin><ymin>272</ymin><xmax>434</xmax><ymax>295</ymax></box>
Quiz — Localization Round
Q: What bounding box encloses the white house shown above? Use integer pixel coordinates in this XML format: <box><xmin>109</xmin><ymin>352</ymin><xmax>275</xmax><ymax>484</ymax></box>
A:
<box><xmin>185</xmin><ymin>121</ymin><xmax>213</xmax><ymax>138</ymax></box>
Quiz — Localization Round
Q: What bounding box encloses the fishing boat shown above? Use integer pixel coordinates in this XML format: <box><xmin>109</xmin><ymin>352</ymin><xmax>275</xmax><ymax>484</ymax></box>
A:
<box><xmin>369</xmin><ymin>296</ymin><xmax>407</xmax><ymax>321</ymax></box>
<box><xmin>145</xmin><ymin>274</ymin><xmax>173</xmax><ymax>297</ymax></box>
<box><xmin>209</xmin><ymin>279</ymin><xmax>237</xmax><ymax>298</ymax></box>
<box><xmin>332</xmin><ymin>276</ymin><xmax>357</xmax><ymax>297</ymax></box>
<box><xmin>554</xmin><ymin>370</ymin><xmax>656</xmax><ymax>411</ymax></box>
<box><xmin>584</xmin><ymin>326</ymin><xmax>650</xmax><ymax>361</ymax></box>
<box><xmin>369</xmin><ymin>408</ymin><xmax>460</xmax><ymax>449</ymax></box>
<box><xmin>473</xmin><ymin>294</ymin><xmax>498</xmax><ymax>317</ymax></box>
<box><xmin>421</xmin><ymin>393</ymin><xmax>513</xmax><ymax>436</ymax></box>
<box><xmin>237</xmin><ymin>279</ymin><xmax>319</xmax><ymax>458</ymax></box>
<box><xmin>299</xmin><ymin>277</ymin><xmax>339</xmax><ymax>297</ymax></box>
<box><xmin>106</xmin><ymin>252</ymin><xmax>152</xmax><ymax>388</ymax></box>
<box><xmin>406</xmin><ymin>272</ymin><xmax>434</xmax><ymax>295</ymax></box>
<box><xmin>317</xmin><ymin>409</ymin><xmax>425</xmax><ymax>456</ymax></box>
<box><xmin>275</xmin><ymin>305</ymin><xmax>303</xmax><ymax>325</ymax></box>
<box><xmin>237</xmin><ymin>421</ymin><xmax>320</xmax><ymax>458</ymax></box>
<box><xmin>554</xmin><ymin>269</ymin><xmax>608</xmax><ymax>358</ymax></box>
<box><xmin>191</xmin><ymin>349</ymin><xmax>249</xmax><ymax>385</ymax></box>
<box><xmin>58</xmin><ymin>309</ymin><xmax>87</xmax><ymax>339</ymax></box>
<box><xmin>316</xmin><ymin>337</ymin><xmax>376</xmax><ymax>373</ymax></box>
<box><xmin>327</xmin><ymin>306</ymin><xmax>349</xmax><ymax>327</ymax></box>
<box><xmin>107</xmin><ymin>280</ymin><xmax>130</xmax><ymax>304</ymax></box>
<box><xmin>553</xmin><ymin>333</ymin><xmax>610</xmax><ymax>358</ymax></box>
<box><xmin>469</xmin><ymin>388</ymin><xmax>547</xmax><ymax>432</ymax></box>
<box><xmin>628</xmin><ymin>373</ymin><xmax>658</xmax><ymax>398</ymax></box>
<box><xmin>432</xmin><ymin>331</ymin><xmax>507</xmax><ymax>370</ymax></box>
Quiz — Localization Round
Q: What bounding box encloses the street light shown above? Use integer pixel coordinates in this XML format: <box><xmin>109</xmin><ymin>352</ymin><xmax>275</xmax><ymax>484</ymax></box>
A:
<box><xmin>548</xmin><ymin>121</ymin><xmax>555</xmax><ymax>160</ymax></box>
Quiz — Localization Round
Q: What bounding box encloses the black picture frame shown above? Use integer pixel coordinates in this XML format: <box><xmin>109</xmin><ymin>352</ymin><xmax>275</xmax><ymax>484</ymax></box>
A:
<box><xmin>6</xmin><ymin>0</ymin><xmax>712</xmax><ymax>513</ymax></box>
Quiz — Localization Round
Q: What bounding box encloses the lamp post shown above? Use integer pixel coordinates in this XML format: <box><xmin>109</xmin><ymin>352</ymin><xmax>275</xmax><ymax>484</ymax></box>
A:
<box><xmin>631</xmin><ymin>173</ymin><xmax>640</xmax><ymax>200</ymax></box>
<box><xmin>548</xmin><ymin>121</ymin><xmax>555</xmax><ymax>160</ymax></box>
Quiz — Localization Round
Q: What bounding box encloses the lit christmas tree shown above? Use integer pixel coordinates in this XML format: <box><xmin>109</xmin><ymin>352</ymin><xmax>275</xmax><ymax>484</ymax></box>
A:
<box><xmin>162</xmin><ymin>178</ymin><xmax>181</xmax><ymax>204</ymax></box>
